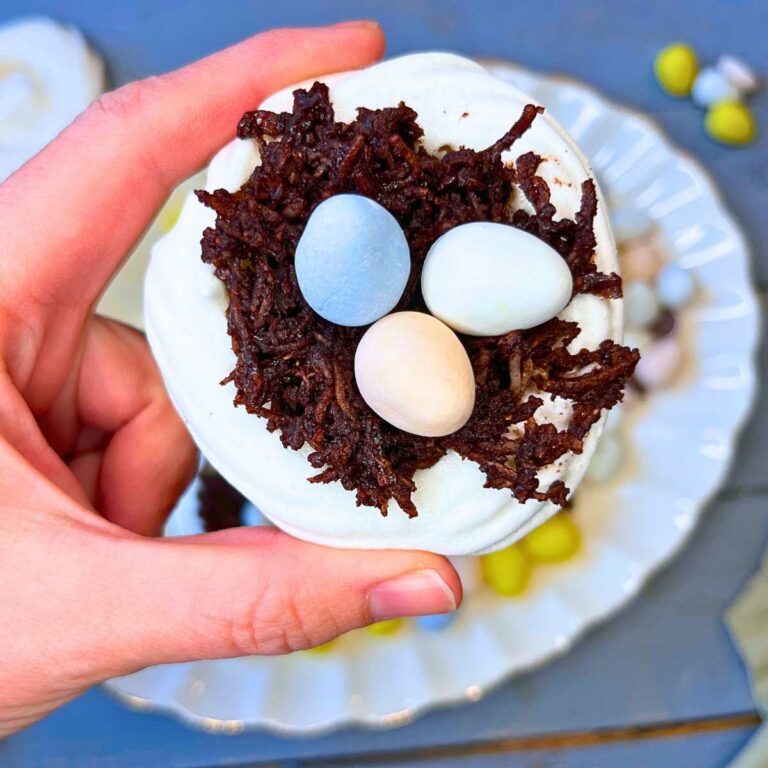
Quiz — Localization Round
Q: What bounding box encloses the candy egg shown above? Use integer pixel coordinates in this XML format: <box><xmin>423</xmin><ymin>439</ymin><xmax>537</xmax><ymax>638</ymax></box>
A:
<box><xmin>691</xmin><ymin>68</ymin><xmax>739</xmax><ymax>108</ymax></box>
<box><xmin>657</xmin><ymin>263</ymin><xmax>695</xmax><ymax>309</ymax></box>
<box><xmin>480</xmin><ymin>544</ymin><xmax>530</xmax><ymax>596</ymax></box>
<box><xmin>624</xmin><ymin>281</ymin><xmax>661</xmax><ymax>328</ymax></box>
<box><xmin>634</xmin><ymin>336</ymin><xmax>682</xmax><ymax>390</ymax></box>
<box><xmin>295</xmin><ymin>194</ymin><xmax>410</xmax><ymax>326</ymax></box>
<box><xmin>717</xmin><ymin>55</ymin><xmax>760</xmax><ymax>96</ymax></box>
<box><xmin>367</xmin><ymin>619</ymin><xmax>404</xmax><ymax>636</ymax></box>
<box><xmin>305</xmin><ymin>639</ymin><xmax>337</xmax><ymax>654</ymax></box>
<box><xmin>610</xmin><ymin>205</ymin><xmax>654</xmax><ymax>243</ymax></box>
<box><xmin>421</xmin><ymin>222</ymin><xmax>573</xmax><ymax>336</ymax></box>
<box><xmin>654</xmin><ymin>43</ymin><xmax>699</xmax><ymax>97</ymax></box>
<box><xmin>521</xmin><ymin>514</ymin><xmax>581</xmax><ymax>562</ymax></box>
<box><xmin>586</xmin><ymin>432</ymin><xmax>625</xmax><ymax>484</ymax></box>
<box><xmin>705</xmin><ymin>101</ymin><xmax>756</xmax><ymax>146</ymax></box>
<box><xmin>620</xmin><ymin>239</ymin><xmax>663</xmax><ymax>282</ymax></box>
<box><xmin>354</xmin><ymin>312</ymin><xmax>475</xmax><ymax>437</ymax></box>
<box><xmin>417</xmin><ymin>613</ymin><xmax>456</xmax><ymax>631</ymax></box>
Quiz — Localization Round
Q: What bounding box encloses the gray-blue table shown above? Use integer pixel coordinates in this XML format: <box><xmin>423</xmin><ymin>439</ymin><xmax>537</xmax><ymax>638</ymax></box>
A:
<box><xmin>2</xmin><ymin>1</ymin><xmax>767</xmax><ymax>766</ymax></box>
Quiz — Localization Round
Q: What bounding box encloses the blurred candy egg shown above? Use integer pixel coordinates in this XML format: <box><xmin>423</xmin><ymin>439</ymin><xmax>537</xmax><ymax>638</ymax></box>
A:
<box><xmin>610</xmin><ymin>205</ymin><xmax>654</xmax><ymax>243</ymax></box>
<box><xmin>657</xmin><ymin>263</ymin><xmax>695</xmax><ymax>308</ymax></box>
<box><xmin>354</xmin><ymin>312</ymin><xmax>475</xmax><ymax>437</ymax></box>
<box><xmin>620</xmin><ymin>239</ymin><xmax>663</xmax><ymax>282</ymax></box>
<box><xmin>654</xmin><ymin>43</ymin><xmax>699</xmax><ymax>97</ymax></box>
<box><xmin>417</xmin><ymin>613</ymin><xmax>456</xmax><ymax>631</ymax></box>
<box><xmin>367</xmin><ymin>619</ymin><xmax>404</xmax><ymax>636</ymax></box>
<box><xmin>480</xmin><ymin>544</ymin><xmax>530</xmax><ymax>597</ymax></box>
<box><xmin>705</xmin><ymin>101</ymin><xmax>756</xmax><ymax>146</ymax></box>
<box><xmin>421</xmin><ymin>222</ymin><xmax>573</xmax><ymax>336</ymax></box>
<box><xmin>295</xmin><ymin>194</ymin><xmax>410</xmax><ymax>326</ymax></box>
<box><xmin>634</xmin><ymin>336</ymin><xmax>682</xmax><ymax>390</ymax></box>
<box><xmin>691</xmin><ymin>68</ymin><xmax>739</xmax><ymax>108</ymax></box>
<box><xmin>624</xmin><ymin>281</ymin><xmax>661</xmax><ymax>328</ymax></box>
<box><xmin>522</xmin><ymin>514</ymin><xmax>581</xmax><ymax>562</ymax></box>
<box><xmin>717</xmin><ymin>55</ymin><xmax>760</xmax><ymax>96</ymax></box>
<box><xmin>587</xmin><ymin>432</ymin><xmax>625</xmax><ymax>484</ymax></box>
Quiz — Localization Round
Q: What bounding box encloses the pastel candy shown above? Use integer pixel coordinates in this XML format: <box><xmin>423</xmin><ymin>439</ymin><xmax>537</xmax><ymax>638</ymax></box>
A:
<box><xmin>691</xmin><ymin>68</ymin><xmax>739</xmax><ymax>108</ymax></box>
<box><xmin>367</xmin><ymin>619</ymin><xmax>404</xmax><ymax>636</ymax></box>
<box><xmin>586</xmin><ymin>432</ymin><xmax>625</xmax><ymax>483</ymax></box>
<box><xmin>521</xmin><ymin>514</ymin><xmax>581</xmax><ymax>562</ymax></box>
<box><xmin>717</xmin><ymin>55</ymin><xmax>760</xmax><ymax>95</ymax></box>
<box><xmin>417</xmin><ymin>613</ymin><xmax>456</xmax><ymax>631</ymax></box>
<box><xmin>657</xmin><ymin>263</ymin><xmax>695</xmax><ymax>308</ymax></box>
<box><xmin>354</xmin><ymin>312</ymin><xmax>476</xmax><ymax>437</ymax></box>
<box><xmin>610</xmin><ymin>205</ymin><xmax>654</xmax><ymax>243</ymax></box>
<box><xmin>624</xmin><ymin>280</ymin><xmax>661</xmax><ymax>328</ymax></box>
<box><xmin>634</xmin><ymin>336</ymin><xmax>682</xmax><ymax>390</ymax></box>
<box><xmin>480</xmin><ymin>544</ymin><xmax>530</xmax><ymax>596</ymax></box>
<box><xmin>421</xmin><ymin>222</ymin><xmax>573</xmax><ymax>336</ymax></box>
<box><xmin>295</xmin><ymin>194</ymin><xmax>410</xmax><ymax>326</ymax></box>
<box><xmin>620</xmin><ymin>240</ymin><xmax>662</xmax><ymax>282</ymax></box>
<box><xmin>654</xmin><ymin>43</ymin><xmax>699</xmax><ymax>97</ymax></box>
<box><xmin>705</xmin><ymin>101</ymin><xmax>756</xmax><ymax>146</ymax></box>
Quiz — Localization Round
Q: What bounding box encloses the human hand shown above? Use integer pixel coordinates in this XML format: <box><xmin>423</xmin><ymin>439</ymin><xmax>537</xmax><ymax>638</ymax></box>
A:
<box><xmin>0</xmin><ymin>22</ymin><xmax>461</xmax><ymax>737</ymax></box>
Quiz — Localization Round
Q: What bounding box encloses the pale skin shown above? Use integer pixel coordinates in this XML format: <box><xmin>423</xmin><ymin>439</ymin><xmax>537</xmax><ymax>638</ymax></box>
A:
<box><xmin>0</xmin><ymin>22</ymin><xmax>461</xmax><ymax>737</ymax></box>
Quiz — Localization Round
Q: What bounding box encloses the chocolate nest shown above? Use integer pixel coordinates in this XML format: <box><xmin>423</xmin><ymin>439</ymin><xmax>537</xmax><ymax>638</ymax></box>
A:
<box><xmin>197</xmin><ymin>82</ymin><xmax>639</xmax><ymax>518</ymax></box>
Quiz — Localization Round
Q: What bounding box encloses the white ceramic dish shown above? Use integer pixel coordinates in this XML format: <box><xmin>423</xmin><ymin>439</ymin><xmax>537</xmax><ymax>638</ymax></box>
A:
<box><xmin>103</xmin><ymin>61</ymin><xmax>760</xmax><ymax>735</ymax></box>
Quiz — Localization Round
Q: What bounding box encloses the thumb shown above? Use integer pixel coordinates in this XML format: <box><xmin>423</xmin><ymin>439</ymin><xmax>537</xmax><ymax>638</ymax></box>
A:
<box><xmin>97</xmin><ymin>527</ymin><xmax>461</xmax><ymax>676</ymax></box>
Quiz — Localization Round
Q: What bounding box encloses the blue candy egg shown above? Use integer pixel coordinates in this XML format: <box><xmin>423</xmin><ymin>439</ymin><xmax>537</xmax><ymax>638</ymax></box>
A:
<box><xmin>416</xmin><ymin>613</ymin><xmax>456</xmax><ymax>632</ymax></box>
<box><xmin>295</xmin><ymin>194</ymin><xmax>410</xmax><ymax>326</ymax></box>
<box><xmin>657</xmin><ymin>263</ymin><xmax>695</xmax><ymax>309</ymax></box>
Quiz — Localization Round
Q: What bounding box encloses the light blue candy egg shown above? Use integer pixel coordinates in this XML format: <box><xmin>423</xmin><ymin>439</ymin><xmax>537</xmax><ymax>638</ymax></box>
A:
<box><xmin>691</xmin><ymin>68</ymin><xmax>739</xmax><ymax>108</ymax></box>
<box><xmin>241</xmin><ymin>502</ymin><xmax>270</xmax><ymax>527</ymax></box>
<box><xmin>416</xmin><ymin>613</ymin><xmax>456</xmax><ymax>631</ymax></box>
<box><xmin>295</xmin><ymin>194</ymin><xmax>410</xmax><ymax>326</ymax></box>
<box><xmin>657</xmin><ymin>263</ymin><xmax>695</xmax><ymax>309</ymax></box>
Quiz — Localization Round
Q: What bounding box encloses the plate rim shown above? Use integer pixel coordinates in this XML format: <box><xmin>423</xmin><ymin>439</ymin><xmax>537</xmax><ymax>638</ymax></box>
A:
<box><xmin>103</xmin><ymin>59</ymin><xmax>762</xmax><ymax>737</ymax></box>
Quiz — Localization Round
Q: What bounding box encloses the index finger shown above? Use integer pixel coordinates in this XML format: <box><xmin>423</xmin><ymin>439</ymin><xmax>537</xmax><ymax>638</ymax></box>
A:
<box><xmin>0</xmin><ymin>22</ymin><xmax>385</xmax><ymax>312</ymax></box>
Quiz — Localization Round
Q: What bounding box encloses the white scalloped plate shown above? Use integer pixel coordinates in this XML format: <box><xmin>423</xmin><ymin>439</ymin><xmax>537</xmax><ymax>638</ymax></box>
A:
<box><xmin>103</xmin><ymin>61</ymin><xmax>760</xmax><ymax>735</ymax></box>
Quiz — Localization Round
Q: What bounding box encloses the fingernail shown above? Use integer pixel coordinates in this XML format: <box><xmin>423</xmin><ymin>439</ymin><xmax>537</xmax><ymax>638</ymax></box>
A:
<box><xmin>333</xmin><ymin>20</ymin><xmax>381</xmax><ymax>31</ymax></box>
<box><xmin>368</xmin><ymin>569</ymin><xmax>457</xmax><ymax>621</ymax></box>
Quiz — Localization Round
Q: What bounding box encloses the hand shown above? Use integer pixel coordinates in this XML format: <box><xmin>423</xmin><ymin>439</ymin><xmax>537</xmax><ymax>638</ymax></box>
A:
<box><xmin>0</xmin><ymin>22</ymin><xmax>461</xmax><ymax>737</ymax></box>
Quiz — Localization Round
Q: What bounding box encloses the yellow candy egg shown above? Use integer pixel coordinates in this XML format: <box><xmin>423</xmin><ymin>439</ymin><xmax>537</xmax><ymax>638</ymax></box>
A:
<box><xmin>705</xmin><ymin>101</ymin><xmax>756</xmax><ymax>146</ymax></box>
<box><xmin>480</xmin><ymin>544</ymin><xmax>530</xmax><ymax>596</ymax></box>
<box><xmin>654</xmin><ymin>43</ymin><xmax>699</xmax><ymax>97</ymax></box>
<box><xmin>522</xmin><ymin>514</ymin><xmax>581</xmax><ymax>563</ymax></box>
<box><xmin>305</xmin><ymin>639</ymin><xmax>337</xmax><ymax>655</ymax></box>
<box><xmin>367</xmin><ymin>618</ymin><xmax>405</xmax><ymax>636</ymax></box>
<box><xmin>157</xmin><ymin>194</ymin><xmax>185</xmax><ymax>233</ymax></box>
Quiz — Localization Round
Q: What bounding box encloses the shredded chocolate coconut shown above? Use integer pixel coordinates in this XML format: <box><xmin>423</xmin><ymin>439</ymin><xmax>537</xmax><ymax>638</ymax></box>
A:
<box><xmin>197</xmin><ymin>83</ymin><xmax>639</xmax><ymax>518</ymax></box>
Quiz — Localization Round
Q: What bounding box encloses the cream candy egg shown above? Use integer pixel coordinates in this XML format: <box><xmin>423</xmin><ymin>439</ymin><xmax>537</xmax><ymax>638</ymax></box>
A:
<box><xmin>145</xmin><ymin>53</ymin><xmax>623</xmax><ymax>556</ymax></box>
<box><xmin>422</xmin><ymin>222</ymin><xmax>573</xmax><ymax>336</ymax></box>
<box><xmin>354</xmin><ymin>312</ymin><xmax>475</xmax><ymax>437</ymax></box>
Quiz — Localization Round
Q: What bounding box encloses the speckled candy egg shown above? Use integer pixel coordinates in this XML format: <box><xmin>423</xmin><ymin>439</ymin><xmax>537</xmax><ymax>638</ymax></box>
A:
<box><xmin>354</xmin><ymin>312</ymin><xmax>475</xmax><ymax>437</ymax></box>
<box><xmin>421</xmin><ymin>222</ymin><xmax>573</xmax><ymax>336</ymax></box>
<box><xmin>295</xmin><ymin>194</ymin><xmax>410</xmax><ymax>326</ymax></box>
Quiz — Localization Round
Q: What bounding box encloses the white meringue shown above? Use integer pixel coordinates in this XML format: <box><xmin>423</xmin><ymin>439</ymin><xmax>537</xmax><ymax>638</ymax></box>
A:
<box><xmin>144</xmin><ymin>53</ymin><xmax>622</xmax><ymax>555</ymax></box>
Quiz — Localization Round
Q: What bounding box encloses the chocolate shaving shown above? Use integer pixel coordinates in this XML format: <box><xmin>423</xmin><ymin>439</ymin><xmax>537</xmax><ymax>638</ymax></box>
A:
<box><xmin>198</xmin><ymin>83</ymin><xmax>638</xmax><ymax>518</ymax></box>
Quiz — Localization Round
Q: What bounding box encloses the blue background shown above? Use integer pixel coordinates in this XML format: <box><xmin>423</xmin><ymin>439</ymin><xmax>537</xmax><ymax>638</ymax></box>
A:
<box><xmin>1</xmin><ymin>1</ymin><xmax>766</xmax><ymax>766</ymax></box>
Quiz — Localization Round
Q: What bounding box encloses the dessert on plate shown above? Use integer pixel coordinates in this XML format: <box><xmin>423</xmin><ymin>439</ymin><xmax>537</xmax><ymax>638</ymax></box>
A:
<box><xmin>145</xmin><ymin>53</ymin><xmax>638</xmax><ymax>555</ymax></box>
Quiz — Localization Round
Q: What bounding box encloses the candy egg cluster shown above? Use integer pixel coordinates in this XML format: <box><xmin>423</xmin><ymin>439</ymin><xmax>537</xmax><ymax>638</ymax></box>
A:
<box><xmin>654</xmin><ymin>44</ymin><xmax>760</xmax><ymax>146</ymax></box>
<box><xmin>585</xmin><ymin>203</ymin><xmax>697</xmax><ymax>484</ymax></box>
<box><xmin>296</xmin><ymin>196</ymin><xmax>574</xmax><ymax>438</ymax></box>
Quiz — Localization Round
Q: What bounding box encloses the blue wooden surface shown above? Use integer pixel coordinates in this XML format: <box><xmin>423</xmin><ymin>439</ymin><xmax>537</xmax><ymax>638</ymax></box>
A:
<box><xmin>2</xmin><ymin>1</ymin><xmax>767</xmax><ymax>766</ymax></box>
